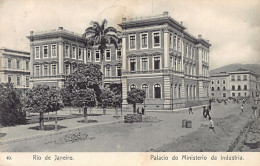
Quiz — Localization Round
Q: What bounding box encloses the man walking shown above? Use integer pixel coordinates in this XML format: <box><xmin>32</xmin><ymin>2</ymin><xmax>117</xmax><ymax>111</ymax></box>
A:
<box><xmin>188</xmin><ymin>106</ymin><xmax>193</xmax><ymax>114</ymax></box>
<box><xmin>241</xmin><ymin>104</ymin><xmax>244</xmax><ymax>113</ymax></box>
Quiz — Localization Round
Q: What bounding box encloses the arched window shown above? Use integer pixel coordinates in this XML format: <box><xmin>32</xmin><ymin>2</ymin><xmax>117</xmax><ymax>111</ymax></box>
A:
<box><xmin>142</xmin><ymin>84</ymin><xmax>149</xmax><ymax>98</ymax></box>
<box><xmin>130</xmin><ymin>84</ymin><xmax>136</xmax><ymax>91</ymax></box>
<box><xmin>154</xmin><ymin>84</ymin><xmax>161</xmax><ymax>98</ymax></box>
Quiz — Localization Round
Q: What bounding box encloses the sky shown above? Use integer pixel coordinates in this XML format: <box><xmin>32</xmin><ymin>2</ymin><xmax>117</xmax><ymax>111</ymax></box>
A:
<box><xmin>0</xmin><ymin>0</ymin><xmax>259</xmax><ymax>70</ymax></box>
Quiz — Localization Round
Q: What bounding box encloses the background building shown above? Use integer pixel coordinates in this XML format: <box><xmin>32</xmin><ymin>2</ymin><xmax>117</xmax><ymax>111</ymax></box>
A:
<box><xmin>119</xmin><ymin>11</ymin><xmax>211</xmax><ymax>110</ymax></box>
<box><xmin>210</xmin><ymin>68</ymin><xmax>259</xmax><ymax>98</ymax></box>
<box><xmin>27</xmin><ymin>27</ymin><xmax>86</xmax><ymax>88</ymax></box>
<box><xmin>0</xmin><ymin>48</ymin><xmax>30</xmax><ymax>88</ymax></box>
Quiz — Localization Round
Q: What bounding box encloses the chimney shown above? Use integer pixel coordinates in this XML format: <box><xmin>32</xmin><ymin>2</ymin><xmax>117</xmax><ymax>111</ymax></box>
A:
<box><xmin>30</xmin><ymin>31</ymin><xmax>34</xmax><ymax>35</ymax></box>
<box><xmin>207</xmin><ymin>40</ymin><xmax>210</xmax><ymax>43</ymax></box>
<box><xmin>122</xmin><ymin>18</ymin><xmax>126</xmax><ymax>22</ymax></box>
<box><xmin>163</xmin><ymin>11</ymin><xmax>169</xmax><ymax>16</ymax></box>
<box><xmin>180</xmin><ymin>21</ymin><xmax>183</xmax><ymax>25</ymax></box>
<box><xmin>198</xmin><ymin>35</ymin><xmax>202</xmax><ymax>39</ymax></box>
<box><xmin>58</xmin><ymin>27</ymin><xmax>63</xmax><ymax>30</ymax></box>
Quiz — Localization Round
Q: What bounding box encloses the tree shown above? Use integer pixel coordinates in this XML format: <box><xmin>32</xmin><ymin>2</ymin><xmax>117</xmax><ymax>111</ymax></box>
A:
<box><xmin>23</xmin><ymin>85</ymin><xmax>63</xmax><ymax>130</ymax></box>
<box><xmin>0</xmin><ymin>83</ymin><xmax>26</xmax><ymax>126</ymax></box>
<box><xmin>100</xmin><ymin>88</ymin><xmax>114</xmax><ymax>114</ymax></box>
<box><xmin>112</xmin><ymin>94</ymin><xmax>122</xmax><ymax>118</ymax></box>
<box><xmin>63</xmin><ymin>63</ymin><xmax>103</xmax><ymax>102</ymax></box>
<box><xmin>126</xmin><ymin>88</ymin><xmax>145</xmax><ymax>113</ymax></box>
<box><xmin>71</xmin><ymin>88</ymin><xmax>96</xmax><ymax>122</ymax></box>
<box><xmin>82</xmin><ymin>19</ymin><xmax>119</xmax><ymax>74</ymax></box>
<box><xmin>109</xmin><ymin>83</ymin><xmax>122</xmax><ymax>95</ymax></box>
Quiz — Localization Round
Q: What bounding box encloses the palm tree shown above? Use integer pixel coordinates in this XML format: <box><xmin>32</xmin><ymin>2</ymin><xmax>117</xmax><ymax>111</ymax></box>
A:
<box><xmin>83</xmin><ymin>19</ymin><xmax>119</xmax><ymax>77</ymax></box>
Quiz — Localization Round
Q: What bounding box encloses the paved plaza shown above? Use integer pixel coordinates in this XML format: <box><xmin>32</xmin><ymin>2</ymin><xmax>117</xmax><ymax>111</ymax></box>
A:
<box><xmin>0</xmin><ymin>102</ymin><xmax>259</xmax><ymax>152</ymax></box>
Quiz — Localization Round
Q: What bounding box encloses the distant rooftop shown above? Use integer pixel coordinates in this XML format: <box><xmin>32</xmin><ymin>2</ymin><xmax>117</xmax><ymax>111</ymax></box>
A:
<box><xmin>0</xmin><ymin>47</ymin><xmax>30</xmax><ymax>55</ymax></box>
<box><xmin>30</xmin><ymin>27</ymin><xmax>83</xmax><ymax>38</ymax></box>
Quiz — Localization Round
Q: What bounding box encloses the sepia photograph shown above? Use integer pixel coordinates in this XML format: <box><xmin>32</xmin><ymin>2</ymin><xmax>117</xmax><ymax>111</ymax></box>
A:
<box><xmin>0</xmin><ymin>0</ymin><xmax>260</xmax><ymax>165</ymax></box>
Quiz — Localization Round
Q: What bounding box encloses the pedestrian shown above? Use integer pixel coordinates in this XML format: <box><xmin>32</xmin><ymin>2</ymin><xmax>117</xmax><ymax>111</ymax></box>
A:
<box><xmin>137</xmin><ymin>107</ymin><xmax>140</xmax><ymax>114</ymax></box>
<box><xmin>241</xmin><ymin>104</ymin><xmax>244</xmax><ymax>113</ymax></box>
<box><xmin>205</xmin><ymin>106</ymin><xmax>210</xmax><ymax>118</ymax></box>
<box><xmin>203</xmin><ymin>106</ymin><xmax>206</xmax><ymax>118</ymax></box>
<box><xmin>209</xmin><ymin>117</ymin><xmax>215</xmax><ymax>132</ymax></box>
<box><xmin>141</xmin><ymin>107</ymin><xmax>144</xmax><ymax>115</ymax></box>
<box><xmin>188</xmin><ymin>105</ymin><xmax>193</xmax><ymax>114</ymax></box>
<box><xmin>209</xmin><ymin>104</ymin><xmax>211</xmax><ymax>111</ymax></box>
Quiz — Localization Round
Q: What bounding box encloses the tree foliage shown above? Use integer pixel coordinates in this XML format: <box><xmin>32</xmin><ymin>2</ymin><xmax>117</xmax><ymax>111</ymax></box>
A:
<box><xmin>83</xmin><ymin>19</ymin><xmax>119</xmax><ymax>59</ymax></box>
<box><xmin>126</xmin><ymin>88</ymin><xmax>145</xmax><ymax>105</ymax></box>
<box><xmin>100</xmin><ymin>88</ymin><xmax>114</xmax><ymax>109</ymax></box>
<box><xmin>0</xmin><ymin>83</ymin><xmax>26</xmax><ymax>126</ymax></box>
<box><xmin>23</xmin><ymin>84</ymin><xmax>63</xmax><ymax>130</ymax></box>
<box><xmin>72</xmin><ymin>88</ymin><xmax>96</xmax><ymax>108</ymax></box>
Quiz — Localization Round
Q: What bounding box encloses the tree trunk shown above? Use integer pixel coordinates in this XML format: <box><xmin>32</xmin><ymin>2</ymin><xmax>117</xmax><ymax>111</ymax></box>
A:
<box><xmin>115</xmin><ymin>107</ymin><xmax>118</xmax><ymax>119</ymax></box>
<box><xmin>133</xmin><ymin>103</ymin><xmax>136</xmax><ymax>114</ymax></box>
<box><xmin>39</xmin><ymin>112</ymin><xmax>44</xmax><ymax>130</ymax></box>
<box><xmin>55</xmin><ymin>111</ymin><xmax>58</xmax><ymax>131</ymax></box>
<box><xmin>84</xmin><ymin>106</ymin><xmax>88</xmax><ymax>123</ymax></box>
<box><xmin>47</xmin><ymin>112</ymin><xmax>50</xmax><ymax>121</ymax></box>
<box><xmin>103</xmin><ymin>108</ymin><xmax>106</xmax><ymax>115</ymax></box>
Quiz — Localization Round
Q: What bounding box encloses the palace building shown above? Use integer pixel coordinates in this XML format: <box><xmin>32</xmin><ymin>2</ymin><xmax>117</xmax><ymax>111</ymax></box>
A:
<box><xmin>0</xmin><ymin>48</ymin><xmax>30</xmax><ymax>88</ymax></box>
<box><xmin>119</xmin><ymin>11</ymin><xmax>211</xmax><ymax>110</ymax></box>
<box><xmin>27</xmin><ymin>11</ymin><xmax>211</xmax><ymax>110</ymax></box>
<box><xmin>210</xmin><ymin>68</ymin><xmax>260</xmax><ymax>98</ymax></box>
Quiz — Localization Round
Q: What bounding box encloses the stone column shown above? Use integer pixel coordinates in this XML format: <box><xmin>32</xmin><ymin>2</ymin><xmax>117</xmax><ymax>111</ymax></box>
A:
<box><xmin>121</xmin><ymin>33</ymin><xmax>128</xmax><ymax>105</ymax></box>
<box><xmin>164</xmin><ymin>76</ymin><xmax>171</xmax><ymax>109</ymax></box>
<box><xmin>164</xmin><ymin>28</ymin><xmax>170</xmax><ymax>69</ymax></box>
<box><xmin>58</xmin><ymin>43</ymin><xmax>64</xmax><ymax>74</ymax></box>
<box><xmin>84</xmin><ymin>48</ymin><xmax>87</xmax><ymax>64</ymax></box>
<box><xmin>181</xmin><ymin>34</ymin><xmax>184</xmax><ymax>72</ymax></box>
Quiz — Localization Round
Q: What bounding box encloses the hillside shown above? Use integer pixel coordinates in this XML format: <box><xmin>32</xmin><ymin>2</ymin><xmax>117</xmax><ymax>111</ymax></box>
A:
<box><xmin>210</xmin><ymin>63</ymin><xmax>260</xmax><ymax>75</ymax></box>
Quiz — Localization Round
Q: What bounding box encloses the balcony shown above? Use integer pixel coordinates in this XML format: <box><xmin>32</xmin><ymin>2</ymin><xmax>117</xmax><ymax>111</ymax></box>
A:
<box><xmin>31</xmin><ymin>75</ymin><xmax>65</xmax><ymax>79</ymax></box>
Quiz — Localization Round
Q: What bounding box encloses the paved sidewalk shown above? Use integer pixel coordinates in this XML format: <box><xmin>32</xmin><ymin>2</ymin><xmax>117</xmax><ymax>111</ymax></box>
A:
<box><xmin>0</xmin><ymin>112</ymin><xmax>123</xmax><ymax>143</ymax></box>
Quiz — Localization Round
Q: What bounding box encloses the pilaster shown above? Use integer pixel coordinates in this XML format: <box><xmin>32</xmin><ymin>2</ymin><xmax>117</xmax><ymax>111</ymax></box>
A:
<box><xmin>58</xmin><ymin>43</ymin><xmax>64</xmax><ymax>74</ymax></box>
<box><xmin>164</xmin><ymin>28</ymin><xmax>170</xmax><ymax>69</ymax></box>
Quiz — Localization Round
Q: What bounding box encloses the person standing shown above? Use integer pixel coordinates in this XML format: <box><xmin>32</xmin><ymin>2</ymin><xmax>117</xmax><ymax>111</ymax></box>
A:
<box><xmin>241</xmin><ymin>105</ymin><xmax>244</xmax><ymax>113</ymax></box>
<box><xmin>141</xmin><ymin>107</ymin><xmax>144</xmax><ymax>115</ymax></box>
<box><xmin>188</xmin><ymin>106</ymin><xmax>193</xmax><ymax>114</ymax></box>
<box><xmin>137</xmin><ymin>107</ymin><xmax>140</xmax><ymax>114</ymax></box>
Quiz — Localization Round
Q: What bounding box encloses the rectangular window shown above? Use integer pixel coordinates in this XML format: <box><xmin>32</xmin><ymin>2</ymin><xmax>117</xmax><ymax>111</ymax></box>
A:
<box><xmin>65</xmin><ymin>64</ymin><xmax>70</xmax><ymax>75</ymax></box>
<box><xmin>231</xmin><ymin>75</ymin><xmax>235</xmax><ymax>81</ymax></box>
<box><xmin>8</xmin><ymin>75</ymin><xmax>12</xmax><ymax>82</ymax></box>
<box><xmin>238</xmin><ymin>85</ymin><xmax>241</xmax><ymax>90</ymax></box>
<box><xmin>129</xmin><ymin>35</ymin><xmax>136</xmax><ymax>49</ymax></box>
<box><xmin>51</xmin><ymin>45</ymin><xmax>57</xmax><ymax>57</ymax></box>
<box><xmin>223</xmin><ymin>80</ymin><xmax>226</xmax><ymax>84</ymax></box>
<box><xmin>117</xmin><ymin>67</ymin><xmax>121</xmax><ymax>77</ymax></box>
<box><xmin>8</xmin><ymin>59</ymin><xmax>12</xmax><ymax>68</ymax></box>
<box><xmin>243</xmin><ymin>75</ymin><xmax>247</xmax><ymax>81</ymax></box>
<box><xmin>232</xmin><ymin>85</ymin><xmax>235</xmax><ymax>90</ymax></box>
<box><xmin>232</xmin><ymin>93</ymin><xmax>235</xmax><ymax>97</ymax></box>
<box><xmin>35</xmin><ymin>46</ymin><xmax>40</xmax><ymax>59</ymax></box>
<box><xmin>238</xmin><ymin>92</ymin><xmax>241</xmax><ymax>96</ymax></box>
<box><xmin>65</xmin><ymin>45</ymin><xmax>70</xmax><ymax>58</ymax></box>
<box><xmin>169</xmin><ymin>33</ymin><xmax>172</xmax><ymax>48</ymax></box>
<box><xmin>44</xmin><ymin>65</ymin><xmax>48</xmax><ymax>76</ymax></box>
<box><xmin>87</xmin><ymin>50</ymin><xmax>91</xmax><ymax>61</ymax></box>
<box><xmin>72</xmin><ymin>47</ymin><xmax>76</xmax><ymax>59</ymax></box>
<box><xmin>223</xmin><ymin>93</ymin><xmax>226</xmax><ymax>97</ymax></box>
<box><xmin>105</xmin><ymin>49</ymin><xmax>111</xmax><ymax>61</ymax></box>
<box><xmin>105</xmin><ymin>66</ymin><xmax>111</xmax><ymax>77</ymax></box>
<box><xmin>26</xmin><ymin>61</ymin><xmax>29</xmax><ymax>70</ymax></box>
<box><xmin>26</xmin><ymin>76</ymin><xmax>29</xmax><ymax>87</ymax></box>
<box><xmin>244</xmin><ymin>85</ymin><xmax>247</xmax><ymax>90</ymax></box>
<box><xmin>78</xmin><ymin>47</ymin><xmax>82</xmax><ymax>60</ymax></box>
<box><xmin>153</xmin><ymin>32</ymin><xmax>160</xmax><ymax>47</ymax></box>
<box><xmin>173</xmin><ymin>36</ymin><xmax>177</xmax><ymax>50</ymax></box>
<box><xmin>141</xmin><ymin>33</ymin><xmax>148</xmax><ymax>49</ymax></box>
<box><xmin>130</xmin><ymin>59</ymin><xmax>136</xmax><ymax>72</ymax></box>
<box><xmin>16</xmin><ymin>60</ymin><xmax>20</xmax><ymax>69</ymax></box>
<box><xmin>154</xmin><ymin>57</ymin><xmax>160</xmax><ymax>70</ymax></box>
<box><xmin>43</xmin><ymin>45</ymin><xmax>48</xmax><ymax>58</ymax></box>
<box><xmin>51</xmin><ymin>64</ymin><xmax>56</xmax><ymax>75</ymax></box>
<box><xmin>17</xmin><ymin>76</ymin><xmax>20</xmax><ymax>86</ymax></box>
<box><xmin>177</xmin><ymin>38</ymin><xmax>181</xmax><ymax>51</ymax></box>
<box><xmin>95</xmin><ymin>50</ymin><xmax>100</xmax><ymax>62</ymax></box>
<box><xmin>35</xmin><ymin>66</ymin><xmax>40</xmax><ymax>76</ymax></box>
<box><xmin>116</xmin><ymin>49</ymin><xmax>121</xmax><ymax>60</ymax></box>
<box><xmin>237</xmin><ymin>75</ymin><xmax>241</xmax><ymax>81</ymax></box>
<box><xmin>142</xmin><ymin>58</ymin><xmax>148</xmax><ymax>71</ymax></box>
